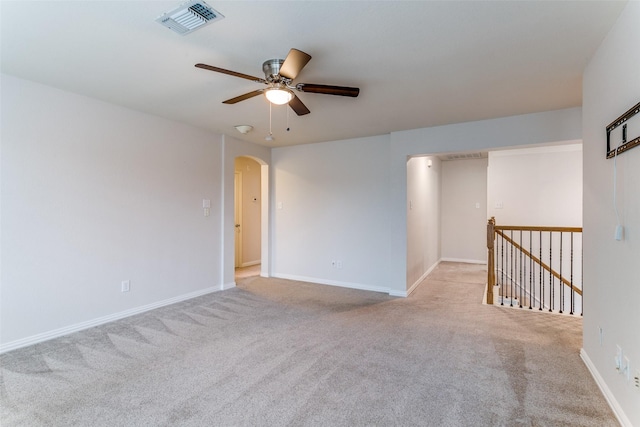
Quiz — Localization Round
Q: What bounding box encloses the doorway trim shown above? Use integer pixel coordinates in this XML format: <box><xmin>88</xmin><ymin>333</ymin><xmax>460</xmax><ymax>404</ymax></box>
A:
<box><xmin>221</xmin><ymin>135</ymin><xmax>271</xmax><ymax>289</ymax></box>
<box><xmin>234</xmin><ymin>171</ymin><xmax>243</xmax><ymax>268</ymax></box>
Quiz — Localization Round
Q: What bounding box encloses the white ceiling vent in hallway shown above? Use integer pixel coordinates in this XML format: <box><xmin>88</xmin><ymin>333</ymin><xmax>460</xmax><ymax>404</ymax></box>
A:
<box><xmin>442</xmin><ymin>152</ymin><xmax>486</xmax><ymax>161</ymax></box>
<box><xmin>156</xmin><ymin>0</ymin><xmax>224</xmax><ymax>35</ymax></box>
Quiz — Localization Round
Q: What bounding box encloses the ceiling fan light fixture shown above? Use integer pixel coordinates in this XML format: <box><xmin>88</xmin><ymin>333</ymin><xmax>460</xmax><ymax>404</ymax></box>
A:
<box><xmin>265</xmin><ymin>88</ymin><xmax>293</xmax><ymax>105</ymax></box>
<box><xmin>196</xmin><ymin>47</ymin><xmax>359</xmax><ymax>116</ymax></box>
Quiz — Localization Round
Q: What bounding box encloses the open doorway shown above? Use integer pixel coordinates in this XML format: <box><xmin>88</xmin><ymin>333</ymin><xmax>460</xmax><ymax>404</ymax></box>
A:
<box><xmin>406</xmin><ymin>152</ymin><xmax>490</xmax><ymax>295</ymax></box>
<box><xmin>234</xmin><ymin>156</ymin><xmax>262</xmax><ymax>280</ymax></box>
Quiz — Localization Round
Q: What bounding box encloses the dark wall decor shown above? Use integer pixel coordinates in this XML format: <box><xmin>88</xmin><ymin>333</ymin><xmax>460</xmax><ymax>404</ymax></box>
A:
<box><xmin>606</xmin><ymin>101</ymin><xmax>640</xmax><ymax>159</ymax></box>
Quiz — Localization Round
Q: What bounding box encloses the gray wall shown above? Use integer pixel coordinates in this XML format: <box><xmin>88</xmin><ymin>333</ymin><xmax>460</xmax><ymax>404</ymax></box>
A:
<box><xmin>269</xmin><ymin>108</ymin><xmax>581</xmax><ymax>295</ymax></box>
<box><xmin>1</xmin><ymin>72</ymin><xmax>584</xmax><ymax>353</ymax></box>
<box><xmin>1</xmin><ymin>75</ymin><xmax>224</xmax><ymax>348</ymax></box>
<box><xmin>487</xmin><ymin>144</ymin><xmax>582</xmax><ymax>226</ymax></box>
<box><xmin>441</xmin><ymin>158</ymin><xmax>488</xmax><ymax>263</ymax></box>
<box><xmin>387</xmin><ymin>107</ymin><xmax>582</xmax><ymax>292</ymax></box>
<box><xmin>271</xmin><ymin>135</ymin><xmax>392</xmax><ymax>293</ymax></box>
<box><xmin>407</xmin><ymin>156</ymin><xmax>441</xmax><ymax>292</ymax></box>
<box><xmin>582</xmin><ymin>2</ymin><xmax>640</xmax><ymax>425</ymax></box>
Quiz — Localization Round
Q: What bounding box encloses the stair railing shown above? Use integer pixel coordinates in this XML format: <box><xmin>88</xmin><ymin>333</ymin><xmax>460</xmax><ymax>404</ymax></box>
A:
<box><xmin>486</xmin><ymin>217</ymin><xmax>583</xmax><ymax>315</ymax></box>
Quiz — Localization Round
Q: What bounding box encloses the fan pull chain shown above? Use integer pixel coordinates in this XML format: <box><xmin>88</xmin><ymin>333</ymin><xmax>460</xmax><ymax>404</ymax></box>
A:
<box><xmin>264</xmin><ymin>102</ymin><xmax>274</xmax><ymax>142</ymax></box>
<box><xmin>286</xmin><ymin>105</ymin><xmax>290</xmax><ymax>132</ymax></box>
<box><xmin>269</xmin><ymin>102</ymin><xmax>273</xmax><ymax>137</ymax></box>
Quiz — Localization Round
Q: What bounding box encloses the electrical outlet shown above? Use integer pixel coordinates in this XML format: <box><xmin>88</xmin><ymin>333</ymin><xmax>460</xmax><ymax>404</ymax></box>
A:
<box><xmin>336</xmin><ymin>261</ymin><xmax>343</xmax><ymax>269</ymax></box>
<box><xmin>121</xmin><ymin>280</ymin><xmax>130</xmax><ymax>293</ymax></box>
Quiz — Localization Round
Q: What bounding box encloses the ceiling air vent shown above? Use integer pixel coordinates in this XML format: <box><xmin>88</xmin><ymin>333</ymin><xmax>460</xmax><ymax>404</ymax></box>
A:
<box><xmin>443</xmin><ymin>152</ymin><xmax>485</xmax><ymax>161</ymax></box>
<box><xmin>156</xmin><ymin>0</ymin><xmax>224</xmax><ymax>35</ymax></box>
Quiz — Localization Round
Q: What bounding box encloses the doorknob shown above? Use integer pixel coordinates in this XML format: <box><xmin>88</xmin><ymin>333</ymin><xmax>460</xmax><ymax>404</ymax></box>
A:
<box><xmin>235</xmin><ymin>224</ymin><xmax>240</xmax><ymax>228</ymax></box>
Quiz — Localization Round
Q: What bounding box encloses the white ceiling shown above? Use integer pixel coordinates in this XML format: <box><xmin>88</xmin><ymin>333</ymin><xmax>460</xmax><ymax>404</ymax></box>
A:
<box><xmin>0</xmin><ymin>1</ymin><xmax>626</xmax><ymax>148</ymax></box>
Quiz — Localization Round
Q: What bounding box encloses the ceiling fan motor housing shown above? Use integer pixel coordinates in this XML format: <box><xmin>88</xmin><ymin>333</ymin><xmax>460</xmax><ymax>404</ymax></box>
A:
<box><xmin>262</xmin><ymin>59</ymin><xmax>285</xmax><ymax>81</ymax></box>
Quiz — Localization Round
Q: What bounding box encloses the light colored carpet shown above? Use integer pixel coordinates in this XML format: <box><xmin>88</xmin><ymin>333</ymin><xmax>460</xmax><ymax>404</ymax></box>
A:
<box><xmin>0</xmin><ymin>262</ymin><xmax>617</xmax><ymax>426</ymax></box>
<box><xmin>235</xmin><ymin>264</ymin><xmax>261</xmax><ymax>280</ymax></box>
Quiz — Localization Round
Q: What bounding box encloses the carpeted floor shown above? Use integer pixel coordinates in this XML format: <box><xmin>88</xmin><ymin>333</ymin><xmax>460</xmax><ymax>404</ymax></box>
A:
<box><xmin>235</xmin><ymin>264</ymin><xmax>261</xmax><ymax>280</ymax></box>
<box><xmin>0</xmin><ymin>262</ymin><xmax>618</xmax><ymax>426</ymax></box>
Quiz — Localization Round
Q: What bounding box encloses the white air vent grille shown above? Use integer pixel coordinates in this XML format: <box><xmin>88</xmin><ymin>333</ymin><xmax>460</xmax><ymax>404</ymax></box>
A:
<box><xmin>442</xmin><ymin>152</ymin><xmax>486</xmax><ymax>161</ymax></box>
<box><xmin>156</xmin><ymin>0</ymin><xmax>224</xmax><ymax>35</ymax></box>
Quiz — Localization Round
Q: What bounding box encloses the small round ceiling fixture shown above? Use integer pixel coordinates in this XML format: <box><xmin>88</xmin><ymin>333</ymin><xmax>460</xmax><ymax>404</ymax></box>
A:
<box><xmin>234</xmin><ymin>125</ymin><xmax>253</xmax><ymax>134</ymax></box>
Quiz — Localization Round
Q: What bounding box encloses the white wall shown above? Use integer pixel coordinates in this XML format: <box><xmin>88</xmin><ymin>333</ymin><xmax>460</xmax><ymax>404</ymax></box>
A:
<box><xmin>0</xmin><ymin>75</ymin><xmax>591</xmax><ymax>372</ymax></box>
<box><xmin>271</xmin><ymin>135</ymin><xmax>392</xmax><ymax>293</ymax></box>
<box><xmin>487</xmin><ymin>144</ymin><xmax>583</xmax><ymax>313</ymax></box>
<box><xmin>269</xmin><ymin>109</ymin><xmax>581</xmax><ymax>295</ymax></box>
<box><xmin>407</xmin><ymin>156</ymin><xmax>441</xmax><ymax>292</ymax></box>
<box><xmin>1</xmin><ymin>75</ymin><xmax>224</xmax><ymax>349</ymax></box>
<box><xmin>487</xmin><ymin>144</ymin><xmax>582</xmax><ymax>226</ymax></box>
<box><xmin>582</xmin><ymin>2</ymin><xmax>640</xmax><ymax>426</ymax></box>
<box><xmin>441</xmin><ymin>158</ymin><xmax>488</xmax><ymax>263</ymax></box>
<box><xmin>388</xmin><ymin>108</ymin><xmax>582</xmax><ymax>291</ymax></box>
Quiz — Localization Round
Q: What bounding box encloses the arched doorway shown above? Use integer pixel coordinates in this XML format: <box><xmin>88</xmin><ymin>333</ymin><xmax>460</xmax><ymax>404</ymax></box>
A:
<box><xmin>221</xmin><ymin>134</ymin><xmax>271</xmax><ymax>290</ymax></box>
<box><xmin>234</xmin><ymin>156</ymin><xmax>263</xmax><ymax>279</ymax></box>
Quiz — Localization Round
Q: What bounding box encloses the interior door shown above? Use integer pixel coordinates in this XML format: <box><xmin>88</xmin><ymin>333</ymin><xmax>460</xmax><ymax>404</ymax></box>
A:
<box><xmin>234</xmin><ymin>171</ymin><xmax>242</xmax><ymax>268</ymax></box>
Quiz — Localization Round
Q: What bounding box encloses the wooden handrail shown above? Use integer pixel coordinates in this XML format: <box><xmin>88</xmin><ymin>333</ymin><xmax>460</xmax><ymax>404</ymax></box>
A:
<box><xmin>495</xmin><ymin>225</ymin><xmax>582</xmax><ymax>233</ymax></box>
<box><xmin>495</xmin><ymin>229</ymin><xmax>582</xmax><ymax>297</ymax></box>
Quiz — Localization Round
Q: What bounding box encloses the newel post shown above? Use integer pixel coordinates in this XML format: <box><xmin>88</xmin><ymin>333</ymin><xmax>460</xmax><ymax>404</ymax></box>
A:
<box><xmin>486</xmin><ymin>217</ymin><xmax>496</xmax><ymax>304</ymax></box>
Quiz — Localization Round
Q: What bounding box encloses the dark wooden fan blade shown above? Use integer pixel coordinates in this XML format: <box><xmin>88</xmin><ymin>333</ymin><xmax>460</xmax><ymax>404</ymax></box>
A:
<box><xmin>195</xmin><ymin>63</ymin><xmax>266</xmax><ymax>83</ymax></box>
<box><xmin>297</xmin><ymin>83</ymin><xmax>360</xmax><ymax>97</ymax></box>
<box><xmin>223</xmin><ymin>90</ymin><xmax>264</xmax><ymax>104</ymax></box>
<box><xmin>288</xmin><ymin>95</ymin><xmax>310</xmax><ymax>116</ymax></box>
<box><xmin>296</xmin><ymin>83</ymin><xmax>360</xmax><ymax>98</ymax></box>
<box><xmin>279</xmin><ymin>49</ymin><xmax>312</xmax><ymax>80</ymax></box>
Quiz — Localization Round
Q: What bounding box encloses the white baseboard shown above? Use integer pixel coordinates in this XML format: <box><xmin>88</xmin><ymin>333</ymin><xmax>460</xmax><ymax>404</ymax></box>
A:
<box><xmin>404</xmin><ymin>260</ymin><xmax>442</xmax><ymax>297</ymax></box>
<box><xmin>240</xmin><ymin>260</ymin><xmax>260</xmax><ymax>268</ymax></box>
<box><xmin>272</xmin><ymin>273</ymin><xmax>395</xmax><ymax>296</ymax></box>
<box><xmin>440</xmin><ymin>257</ymin><xmax>487</xmax><ymax>265</ymax></box>
<box><xmin>272</xmin><ymin>260</ymin><xmax>450</xmax><ymax>299</ymax></box>
<box><xmin>388</xmin><ymin>289</ymin><xmax>409</xmax><ymax>297</ymax></box>
<box><xmin>0</xmin><ymin>285</ymin><xmax>223</xmax><ymax>354</ymax></box>
<box><xmin>222</xmin><ymin>281</ymin><xmax>236</xmax><ymax>290</ymax></box>
<box><xmin>580</xmin><ymin>348</ymin><xmax>632</xmax><ymax>427</ymax></box>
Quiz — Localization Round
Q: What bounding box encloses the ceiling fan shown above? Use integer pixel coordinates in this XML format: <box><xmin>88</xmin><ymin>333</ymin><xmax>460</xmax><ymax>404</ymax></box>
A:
<box><xmin>195</xmin><ymin>48</ymin><xmax>360</xmax><ymax>116</ymax></box>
